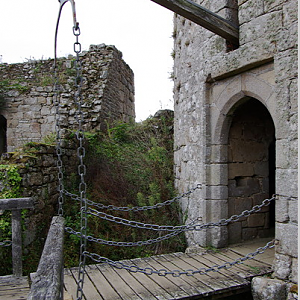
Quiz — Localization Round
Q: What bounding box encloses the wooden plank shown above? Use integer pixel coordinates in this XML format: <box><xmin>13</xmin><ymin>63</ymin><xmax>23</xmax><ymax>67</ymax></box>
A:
<box><xmin>68</xmin><ymin>266</ymin><xmax>104</xmax><ymax>300</ymax></box>
<box><xmin>0</xmin><ymin>288</ymin><xmax>29</xmax><ymax>300</ymax></box>
<box><xmin>166</xmin><ymin>253</ymin><xmax>215</xmax><ymax>296</ymax></box>
<box><xmin>147</xmin><ymin>254</ymin><xmax>200</xmax><ymax>297</ymax></box>
<box><xmin>94</xmin><ymin>263</ymin><xmax>157</xmax><ymax>300</ymax></box>
<box><xmin>130</xmin><ymin>256</ymin><xmax>191</xmax><ymax>299</ymax></box>
<box><xmin>193</xmin><ymin>251</ymin><xmax>249</xmax><ymax>285</ymax></box>
<box><xmin>121</xmin><ymin>258</ymin><xmax>173</xmax><ymax>300</ymax></box>
<box><xmin>0</xmin><ymin>198</ymin><xmax>33</xmax><ymax>210</ymax></box>
<box><xmin>229</xmin><ymin>239</ymin><xmax>275</xmax><ymax>265</ymax></box>
<box><xmin>150</xmin><ymin>0</ymin><xmax>239</xmax><ymax>45</ymax></box>
<box><xmin>207</xmin><ymin>250</ymin><xmax>257</xmax><ymax>279</ymax></box>
<box><xmin>0</xmin><ymin>275</ymin><xmax>29</xmax><ymax>300</ymax></box>
<box><xmin>95</xmin><ymin>262</ymin><xmax>142</xmax><ymax>300</ymax></box>
<box><xmin>87</xmin><ymin>264</ymin><xmax>130</xmax><ymax>300</ymax></box>
<box><xmin>217</xmin><ymin>249</ymin><xmax>273</xmax><ymax>277</ymax></box>
<box><xmin>28</xmin><ymin>216</ymin><xmax>65</xmax><ymax>300</ymax></box>
<box><xmin>63</xmin><ymin>268</ymin><xmax>79</xmax><ymax>299</ymax></box>
<box><xmin>176</xmin><ymin>252</ymin><xmax>239</xmax><ymax>291</ymax></box>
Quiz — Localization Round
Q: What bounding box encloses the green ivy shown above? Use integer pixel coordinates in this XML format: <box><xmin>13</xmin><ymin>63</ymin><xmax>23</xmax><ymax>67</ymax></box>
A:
<box><xmin>0</xmin><ymin>165</ymin><xmax>22</xmax><ymax>198</ymax></box>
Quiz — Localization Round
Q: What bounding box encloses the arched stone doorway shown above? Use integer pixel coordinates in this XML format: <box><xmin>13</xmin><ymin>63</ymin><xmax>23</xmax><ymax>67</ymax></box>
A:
<box><xmin>0</xmin><ymin>115</ymin><xmax>7</xmax><ymax>155</ymax></box>
<box><xmin>227</xmin><ymin>97</ymin><xmax>275</xmax><ymax>244</ymax></box>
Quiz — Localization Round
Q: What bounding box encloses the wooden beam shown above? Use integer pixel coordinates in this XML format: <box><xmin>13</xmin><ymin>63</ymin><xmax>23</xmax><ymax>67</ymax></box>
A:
<box><xmin>0</xmin><ymin>198</ymin><xmax>33</xmax><ymax>210</ymax></box>
<box><xmin>12</xmin><ymin>210</ymin><xmax>23</xmax><ymax>277</ymax></box>
<box><xmin>150</xmin><ymin>0</ymin><xmax>239</xmax><ymax>45</ymax></box>
<box><xmin>28</xmin><ymin>216</ymin><xmax>65</xmax><ymax>300</ymax></box>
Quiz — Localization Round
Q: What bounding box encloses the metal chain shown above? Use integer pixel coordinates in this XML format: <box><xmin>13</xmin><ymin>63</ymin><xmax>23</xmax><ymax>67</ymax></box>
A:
<box><xmin>0</xmin><ymin>240</ymin><xmax>12</xmax><ymax>247</ymax></box>
<box><xmin>54</xmin><ymin>1</ymin><xmax>86</xmax><ymax>299</ymax></box>
<box><xmin>54</xmin><ymin>1</ymin><xmax>66</xmax><ymax>218</ymax></box>
<box><xmin>83</xmin><ymin>239</ymin><xmax>275</xmax><ymax>277</ymax></box>
<box><xmin>83</xmin><ymin>196</ymin><xmax>276</xmax><ymax>232</ymax></box>
<box><xmin>54</xmin><ymin>56</ymin><xmax>65</xmax><ymax>217</ymax></box>
<box><xmin>72</xmin><ymin>24</ymin><xmax>88</xmax><ymax>300</ymax></box>
<box><xmin>63</xmin><ymin>184</ymin><xmax>202</xmax><ymax>212</ymax></box>
<box><xmin>65</xmin><ymin>196</ymin><xmax>275</xmax><ymax>249</ymax></box>
<box><xmin>65</xmin><ymin>226</ymin><xmax>182</xmax><ymax>247</ymax></box>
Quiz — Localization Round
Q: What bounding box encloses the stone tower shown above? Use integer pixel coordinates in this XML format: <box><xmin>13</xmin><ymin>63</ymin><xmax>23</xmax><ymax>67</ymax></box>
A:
<box><xmin>173</xmin><ymin>0</ymin><xmax>297</xmax><ymax>291</ymax></box>
<box><xmin>0</xmin><ymin>44</ymin><xmax>135</xmax><ymax>152</ymax></box>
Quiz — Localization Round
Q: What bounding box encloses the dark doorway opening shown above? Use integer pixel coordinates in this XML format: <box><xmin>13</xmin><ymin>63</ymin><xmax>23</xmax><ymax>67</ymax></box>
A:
<box><xmin>227</xmin><ymin>98</ymin><xmax>275</xmax><ymax>244</ymax></box>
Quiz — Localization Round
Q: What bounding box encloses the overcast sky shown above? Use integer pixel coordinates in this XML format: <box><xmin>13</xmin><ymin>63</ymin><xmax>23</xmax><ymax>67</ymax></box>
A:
<box><xmin>1</xmin><ymin>0</ymin><xmax>174</xmax><ymax>121</ymax></box>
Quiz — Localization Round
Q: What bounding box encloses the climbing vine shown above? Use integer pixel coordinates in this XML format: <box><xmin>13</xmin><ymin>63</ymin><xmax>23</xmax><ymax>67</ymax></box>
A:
<box><xmin>0</xmin><ymin>164</ymin><xmax>22</xmax><ymax>198</ymax></box>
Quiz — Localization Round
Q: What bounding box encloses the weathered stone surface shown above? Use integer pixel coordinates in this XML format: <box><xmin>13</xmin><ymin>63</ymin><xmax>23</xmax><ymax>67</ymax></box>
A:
<box><xmin>173</xmin><ymin>0</ymin><xmax>297</xmax><ymax>283</ymax></box>
<box><xmin>273</xmin><ymin>253</ymin><xmax>292</xmax><ymax>280</ymax></box>
<box><xmin>276</xmin><ymin>223</ymin><xmax>298</xmax><ymax>257</ymax></box>
<box><xmin>0</xmin><ymin>44</ymin><xmax>135</xmax><ymax>151</ymax></box>
<box><xmin>252</xmin><ymin>277</ymin><xmax>286</xmax><ymax>300</ymax></box>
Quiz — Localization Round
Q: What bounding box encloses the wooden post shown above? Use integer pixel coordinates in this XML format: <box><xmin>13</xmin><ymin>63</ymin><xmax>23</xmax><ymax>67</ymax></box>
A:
<box><xmin>11</xmin><ymin>210</ymin><xmax>22</xmax><ymax>277</ymax></box>
<box><xmin>150</xmin><ymin>0</ymin><xmax>239</xmax><ymax>46</ymax></box>
<box><xmin>28</xmin><ymin>216</ymin><xmax>65</xmax><ymax>300</ymax></box>
<box><xmin>0</xmin><ymin>198</ymin><xmax>33</xmax><ymax>277</ymax></box>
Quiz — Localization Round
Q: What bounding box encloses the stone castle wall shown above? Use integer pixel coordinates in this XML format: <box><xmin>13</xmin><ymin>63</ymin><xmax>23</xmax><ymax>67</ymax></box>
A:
<box><xmin>173</xmin><ymin>0</ymin><xmax>297</xmax><ymax>293</ymax></box>
<box><xmin>0</xmin><ymin>44</ymin><xmax>135</xmax><ymax>152</ymax></box>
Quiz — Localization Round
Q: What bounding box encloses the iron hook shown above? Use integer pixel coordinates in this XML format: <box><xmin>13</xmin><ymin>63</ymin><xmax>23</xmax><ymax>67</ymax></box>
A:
<box><xmin>58</xmin><ymin>0</ymin><xmax>79</xmax><ymax>30</ymax></box>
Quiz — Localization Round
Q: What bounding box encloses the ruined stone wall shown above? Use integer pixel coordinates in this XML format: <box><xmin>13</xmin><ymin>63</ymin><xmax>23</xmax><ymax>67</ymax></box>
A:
<box><xmin>1</xmin><ymin>141</ymin><xmax>77</xmax><ymax>247</ymax></box>
<box><xmin>0</xmin><ymin>44</ymin><xmax>135</xmax><ymax>152</ymax></box>
<box><xmin>173</xmin><ymin>0</ymin><xmax>297</xmax><ymax>290</ymax></box>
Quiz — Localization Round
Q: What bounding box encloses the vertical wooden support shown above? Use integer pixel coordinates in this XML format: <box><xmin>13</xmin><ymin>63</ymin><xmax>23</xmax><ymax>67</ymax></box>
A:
<box><xmin>11</xmin><ymin>209</ymin><xmax>23</xmax><ymax>277</ymax></box>
<box><xmin>0</xmin><ymin>198</ymin><xmax>33</xmax><ymax>277</ymax></box>
<box><xmin>28</xmin><ymin>216</ymin><xmax>65</xmax><ymax>300</ymax></box>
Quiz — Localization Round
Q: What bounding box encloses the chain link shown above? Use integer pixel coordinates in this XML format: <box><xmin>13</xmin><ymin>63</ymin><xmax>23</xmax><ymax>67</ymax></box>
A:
<box><xmin>0</xmin><ymin>240</ymin><xmax>12</xmax><ymax>247</ymax></box>
<box><xmin>82</xmin><ymin>196</ymin><xmax>276</xmax><ymax>232</ymax></box>
<box><xmin>72</xmin><ymin>24</ymin><xmax>88</xmax><ymax>300</ymax></box>
<box><xmin>83</xmin><ymin>239</ymin><xmax>275</xmax><ymax>277</ymax></box>
<box><xmin>65</xmin><ymin>226</ymin><xmax>182</xmax><ymax>247</ymax></box>
<box><xmin>65</xmin><ymin>196</ymin><xmax>276</xmax><ymax>249</ymax></box>
<box><xmin>63</xmin><ymin>184</ymin><xmax>202</xmax><ymax>212</ymax></box>
<box><xmin>54</xmin><ymin>57</ymin><xmax>65</xmax><ymax>217</ymax></box>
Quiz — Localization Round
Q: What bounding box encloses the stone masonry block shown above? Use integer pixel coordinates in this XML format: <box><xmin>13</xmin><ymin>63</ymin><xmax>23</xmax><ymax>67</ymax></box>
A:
<box><xmin>248</xmin><ymin>213</ymin><xmax>265</xmax><ymax>227</ymax></box>
<box><xmin>252</xmin><ymin>277</ymin><xmax>286</xmax><ymax>300</ymax></box>
<box><xmin>276</xmin><ymin>169</ymin><xmax>298</xmax><ymax>198</ymax></box>
<box><xmin>228</xmin><ymin>221</ymin><xmax>242</xmax><ymax>244</ymax></box>
<box><xmin>205</xmin><ymin>185</ymin><xmax>228</xmax><ymax>200</ymax></box>
<box><xmin>276</xmin><ymin>139</ymin><xmax>291</xmax><ymax>169</ymax></box>
<box><xmin>290</xmin><ymin>258</ymin><xmax>298</xmax><ymax>283</ymax></box>
<box><xmin>240</xmin><ymin>11</ymin><xmax>281</xmax><ymax>45</ymax></box>
<box><xmin>282</xmin><ymin>0</ymin><xmax>298</xmax><ymax>26</ymax></box>
<box><xmin>264</xmin><ymin>0</ymin><xmax>285</xmax><ymax>11</ymax></box>
<box><xmin>210</xmin><ymin>144</ymin><xmax>228</xmax><ymax>163</ymax></box>
<box><xmin>239</xmin><ymin>0</ymin><xmax>264</xmax><ymax>25</ymax></box>
<box><xmin>208</xmin><ymin>200</ymin><xmax>228</xmax><ymax>221</ymax></box>
<box><xmin>288</xmin><ymin>199</ymin><xmax>298</xmax><ymax>224</ymax></box>
<box><xmin>208</xmin><ymin>164</ymin><xmax>228</xmax><ymax>185</ymax></box>
<box><xmin>228</xmin><ymin>162</ymin><xmax>254</xmax><ymax>179</ymax></box>
<box><xmin>276</xmin><ymin>223</ymin><xmax>298</xmax><ymax>257</ymax></box>
<box><xmin>273</xmin><ymin>253</ymin><xmax>292</xmax><ymax>280</ymax></box>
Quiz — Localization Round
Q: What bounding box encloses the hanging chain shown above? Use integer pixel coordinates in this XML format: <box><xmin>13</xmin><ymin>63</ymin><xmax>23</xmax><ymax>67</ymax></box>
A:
<box><xmin>72</xmin><ymin>25</ymin><xmax>88</xmax><ymax>300</ymax></box>
<box><xmin>63</xmin><ymin>184</ymin><xmax>202</xmax><ymax>212</ymax></box>
<box><xmin>54</xmin><ymin>54</ymin><xmax>65</xmax><ymax>217</ymax></box>
<box><xmin>54</xmin><ymin>1</ymin><xmax>86</xmax><ymax>299</ymax></box>
<box><xmin>65</xmin><ymin>196</ymin><xmax>276</xmax><ymax>248</ymax></box>
<box><xmin>84</xmin><ymin>239</ymin><xmax>276</xmax><ymax>277</ymax></box>
<box><xmin>74</xmin><ymin>195</ymin><xmax>276</xmax><ymax>232</ymax></box>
